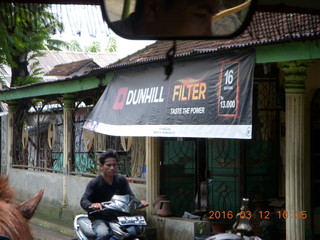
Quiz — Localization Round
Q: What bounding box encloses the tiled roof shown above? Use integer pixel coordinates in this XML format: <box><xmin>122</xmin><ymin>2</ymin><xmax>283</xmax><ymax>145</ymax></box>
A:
<box><xmin>2</xmin><ymin>51</ymin><xmax>119</xmax><ymax>87</ymax></box>
<box><xmin>45</xmin><ymin>58</ymin><xmax>99</xmax><ymax>76</ymax></box>
<box><xmin>113</xmin><ymin>11</ymin><xmax>320</xmax><ymax>66</ymax></box>
<box><xmin>36</xmin><ymin>51</ymin><xmax>119</xmax><ymax>73</ymax></box>
<box><xmin>1</xmin><ymin>11</ymin><xmax>319</xmax><ymax>93</ymax></box>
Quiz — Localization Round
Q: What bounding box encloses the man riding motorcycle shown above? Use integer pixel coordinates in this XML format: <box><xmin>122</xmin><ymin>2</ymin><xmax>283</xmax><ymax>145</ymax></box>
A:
<box><xmin>80</xmin><ymin>150</ymin><xmax>148</xmax><ymax>240</ymax></box>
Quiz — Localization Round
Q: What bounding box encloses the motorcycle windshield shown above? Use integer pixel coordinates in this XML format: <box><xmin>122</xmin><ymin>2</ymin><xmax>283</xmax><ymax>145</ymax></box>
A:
<box><xmin>102</xmin><ymin>194</ymin><xmax>142</xmax><ymax>213</ymax></box>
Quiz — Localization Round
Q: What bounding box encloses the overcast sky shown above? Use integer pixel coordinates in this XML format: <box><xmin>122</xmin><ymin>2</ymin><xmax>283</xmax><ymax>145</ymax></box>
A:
<box><xmin>51</xmin><ymin>4</ymin><xmax>154</xmax><ymax>58</ymax></box>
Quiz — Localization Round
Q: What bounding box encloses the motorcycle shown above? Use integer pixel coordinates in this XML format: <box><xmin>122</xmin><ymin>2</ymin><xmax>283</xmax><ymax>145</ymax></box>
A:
<box><xmin>74</xmin><ymin>194</ymin><xmax>147</xmax><ymax>240</ymax></box>
<box><xmin>205</xmin><ymin>234</ymin><xmax>261</xmax><ymax>240</ymax></box>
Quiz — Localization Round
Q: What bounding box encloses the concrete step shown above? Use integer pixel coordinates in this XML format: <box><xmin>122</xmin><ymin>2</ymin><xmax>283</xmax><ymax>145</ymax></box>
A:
<box><xmin>144</xmin><ymin>226</ymin><xmax>158</xmax><ymax>240</ymax></box>
<box><xmin>30</xmin><ymin>217</ymin><xmax>77</xmax><ymax>240</ymax></box>
<box><xmin>31</xmin><ymin>216</ymin><xmax>158</xmax><ymax>240</ymax></box>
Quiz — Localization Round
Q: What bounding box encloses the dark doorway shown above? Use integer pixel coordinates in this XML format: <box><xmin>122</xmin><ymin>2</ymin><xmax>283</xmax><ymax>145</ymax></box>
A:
<box><xmin>310</xmin><ymin>89</ymin><xmax>320</xmax><ymax>239</ymax></box>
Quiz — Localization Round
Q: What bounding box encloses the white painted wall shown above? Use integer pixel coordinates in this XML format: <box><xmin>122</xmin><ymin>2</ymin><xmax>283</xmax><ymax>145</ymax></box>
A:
<box><xmin>148</xmin><ymin>215</ymin><xmax>211</xmax><ymax>240</ymax></box>
<box><xmin>8</xmin><ymin>168</ymin><xmax>146</xmax><ymax>213</ymax></box>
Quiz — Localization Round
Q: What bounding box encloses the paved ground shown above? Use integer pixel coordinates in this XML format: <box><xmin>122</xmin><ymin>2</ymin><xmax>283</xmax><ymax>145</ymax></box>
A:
<box><xmin>30</xmin><ymin>217</ymin><xmax>78</xmax><ymax>240</ymax></box>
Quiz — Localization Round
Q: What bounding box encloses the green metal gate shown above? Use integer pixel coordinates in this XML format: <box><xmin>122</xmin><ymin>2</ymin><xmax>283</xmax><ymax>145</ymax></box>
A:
<box><xmin>161</xmin><ymin>138</ymin><xmax>196</xmax><ymax>216</ymax></box>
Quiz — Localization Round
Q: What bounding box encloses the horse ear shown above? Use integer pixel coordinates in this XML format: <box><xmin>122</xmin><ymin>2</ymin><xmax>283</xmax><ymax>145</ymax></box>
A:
<box><xmin>17</xmin><ymin>188</ymin><xmax>44</xmax><ymax>220</ymax></box>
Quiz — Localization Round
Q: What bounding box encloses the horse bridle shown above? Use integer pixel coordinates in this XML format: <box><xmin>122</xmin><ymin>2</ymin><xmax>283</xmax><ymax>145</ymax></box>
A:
<box><xmin>0</xmin><ymin>235</ymin><xmax>11</xmax><ymax>240</ymax></box>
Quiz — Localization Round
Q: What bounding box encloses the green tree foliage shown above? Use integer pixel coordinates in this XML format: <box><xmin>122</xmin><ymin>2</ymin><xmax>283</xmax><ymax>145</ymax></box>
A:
<box><xmin>0</xmin><ymin>3</ymin><xmax>63</xmax><ymax>87</ymax></box>
<box><xmin>45</xmin><ymin>39</ymin><xmax>71</xmax><ymax>51</ymax></box>
<box><xmin>67</xmin><ymin>40</ymin><xmax>83</xmax><ymax>52</ymax></box>
<box><xmin>105</xmin><ymin>37</ymin><xmax>117</xmax><ymax>53</ymax></box>
<box><xmin>84</xmin><ymin>41</ymin><xmax>101</xmax><ymax>53</ymax></box>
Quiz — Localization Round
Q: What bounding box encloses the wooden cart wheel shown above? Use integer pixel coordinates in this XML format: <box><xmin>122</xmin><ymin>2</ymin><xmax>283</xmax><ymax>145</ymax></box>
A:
<box><xmin>121</xmin><ymin>136</ymin><xmax>132</xmax><ymax>152</ymax></box>
<box><xmin>22</xmin><ymin>122</ymin><xmax>28</xmax><ymax>149</ymax></box>
<box><xmin>83</xmin><ymin>128</ymin><xmax>94</xmax><ymax>152</ymax></box>
<box><xmin>47</xmin><ymin>120</ymin><xmax>56</xmax><ymax>150</ymax></box>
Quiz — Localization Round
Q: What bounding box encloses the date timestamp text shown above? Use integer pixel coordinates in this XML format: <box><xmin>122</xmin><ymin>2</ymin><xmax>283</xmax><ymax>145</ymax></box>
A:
<box><xmin>208</xmin><ymin>210</ymin><xmax>308</xmax><ymax>220</ymax></box>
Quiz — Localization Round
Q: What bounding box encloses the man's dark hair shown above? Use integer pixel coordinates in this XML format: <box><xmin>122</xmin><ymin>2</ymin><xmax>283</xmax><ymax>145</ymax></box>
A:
<box><xmin>135</xmin><ymin>0</ymin><xmax>173</xmax><ymax>14</ymax></box>
<box><xmin>135</xmin><ymin>0</ymin><xmax>143</xmax><ymax>14</ymax></box>
<box><xmin>99</xmin><ymin>149</ymin><xmax>119</xmax><ymax>165</ymax></box>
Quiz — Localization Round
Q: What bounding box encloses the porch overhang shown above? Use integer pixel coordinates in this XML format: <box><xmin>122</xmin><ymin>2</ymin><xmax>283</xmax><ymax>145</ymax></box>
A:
<box><xmin>0</xmin><ymin>72</ymin><xmax>114</xmax><ymax>101</ymax></box>
<box><xmin>256</xmin><ymin>40</ymin><xmax>320</xmax><ymax>63</ymax></box>
<box><xmin>0</xmin><ymin>40</ymin><xmax>319</xmax><ymax>103</ymax></box>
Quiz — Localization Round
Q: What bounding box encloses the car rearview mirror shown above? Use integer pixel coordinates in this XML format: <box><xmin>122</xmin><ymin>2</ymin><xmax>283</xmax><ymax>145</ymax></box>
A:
<box><xmin>101</xmin><ymin>0</ymin><xmax>256</xmax><ymax>40</ymax></box>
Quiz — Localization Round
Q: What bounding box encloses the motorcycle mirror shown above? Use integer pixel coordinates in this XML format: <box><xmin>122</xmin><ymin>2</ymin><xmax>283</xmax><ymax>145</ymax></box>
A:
<box><xmin>101</xmin><ymin>0</ymin><xmax>256</xmax><ymax>40</ymax></box>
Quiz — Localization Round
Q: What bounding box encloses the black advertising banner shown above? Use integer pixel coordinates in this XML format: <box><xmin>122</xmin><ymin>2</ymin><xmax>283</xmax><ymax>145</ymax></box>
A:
<box><xmin>84</xmin><ymin>48</ymin><xmax>255</xmax><ymax>139</ymax></box>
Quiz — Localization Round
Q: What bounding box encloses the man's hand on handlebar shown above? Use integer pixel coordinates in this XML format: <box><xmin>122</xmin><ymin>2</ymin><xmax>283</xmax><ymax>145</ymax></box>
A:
<box><xmin>140</xmin><ymin>200</ymin><xmax>148</xmax><ymax>207</ymax></box>
<box><xmin>91</xmin><ymin>202</ymin><xmax>103</xmax><ymax>210</ymax></box>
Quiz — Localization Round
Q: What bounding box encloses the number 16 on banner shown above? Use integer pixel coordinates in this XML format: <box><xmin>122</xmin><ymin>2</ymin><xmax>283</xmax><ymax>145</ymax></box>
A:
<box><xmin>218</xmin><ymin>61</ymin><xmax>240</xmax><ymax>117</ymax></box>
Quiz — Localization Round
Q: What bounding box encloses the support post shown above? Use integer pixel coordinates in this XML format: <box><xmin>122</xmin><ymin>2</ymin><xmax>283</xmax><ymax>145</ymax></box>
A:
<box><xmin>62</xmin><ymin>94</ymin><xmax>74</xmax><ymax>206</ymax></box>
<box><xmin>278</xmin><ymin>60</ymin><xmax>313</xmax><ymax>240</ymax></box>
<box><xmin>5</xmin><ymin>102</ymin><xmax>19</xmax><ymax>175</ymax></box>
<box><xmin>6</xmin><ymin>109</ymin><xmax>14</xmax><ymax>175</ymax></box>
<box><xmin>145</xmin><ymin>137</ymin><xmax>161</xmax><ymax>219</ymax></box>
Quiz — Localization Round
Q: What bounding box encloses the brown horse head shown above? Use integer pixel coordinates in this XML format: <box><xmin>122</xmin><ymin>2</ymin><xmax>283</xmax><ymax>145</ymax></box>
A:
<box><xmin>0</xmin><ymin>175</ymin><xmax>44</xmax><ymax>240</ymax></box>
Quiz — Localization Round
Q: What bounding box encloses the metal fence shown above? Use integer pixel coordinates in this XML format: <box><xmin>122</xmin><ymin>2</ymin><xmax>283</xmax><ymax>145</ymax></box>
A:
<box><xmin>11</xmin><ymin>91</ymin><xmax>133</xmax><ymax>177</ymax></box>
